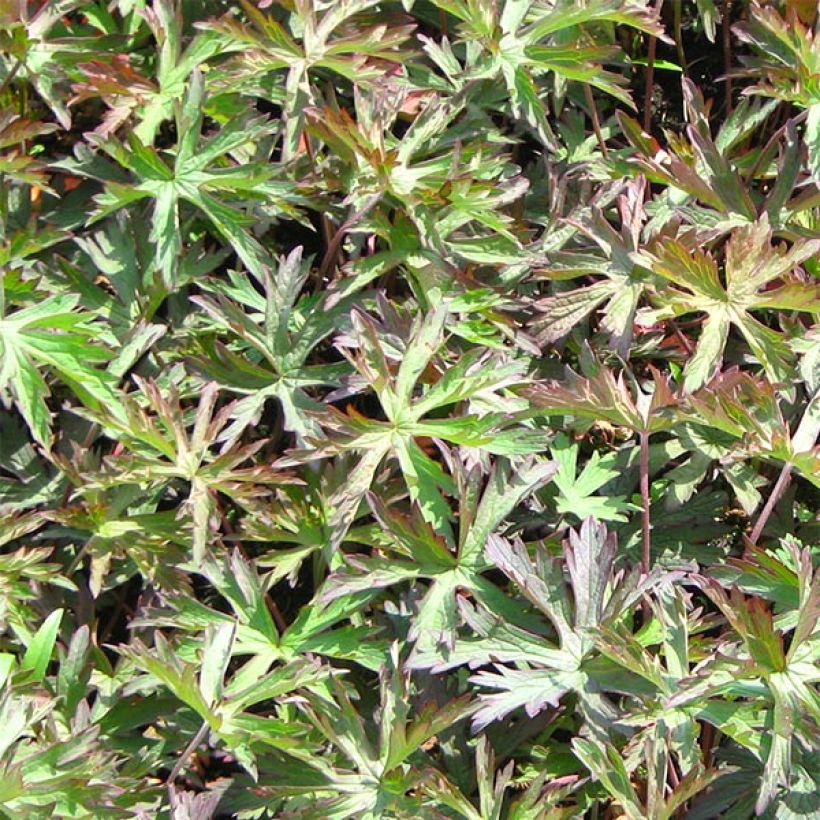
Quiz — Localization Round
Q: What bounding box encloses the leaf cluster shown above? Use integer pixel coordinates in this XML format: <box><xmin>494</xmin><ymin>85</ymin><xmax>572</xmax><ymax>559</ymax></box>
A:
<box><xmin>0</xmin><ymin>1</ymin><xmax>818</xmax><ymax>818</ymax></box>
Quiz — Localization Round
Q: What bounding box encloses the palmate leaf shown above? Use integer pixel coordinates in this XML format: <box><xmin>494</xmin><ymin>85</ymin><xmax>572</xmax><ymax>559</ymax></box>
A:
<box><xmin>0</xmin><ymin>689</ymin><xmax>127</xmax><ymax>817</ymax></box>
<box><xmin>588</xmin><ymin>583</ymin><xmax>718</xmax><ymax>785</ymax></box>
<box><xmin>78</xmin><ymin>379</ymin><xmax>298</xmax><ymax>565</ymax></box>
<box><xmin>690</xmin><ymin>576</ymin><xmax>819</xmax><ymax>815</ymax></box>
<box><xmin>658</xmin><ymin>544</ymin><xmax>820</xmax><ymax>816</ymax></box>
<box><xmin>616</xmin><ymin>81</ymin><xmax>787</xmax><ymax>230</ymax></box>
<box><xmin>65</xmin><ymin>209</ymin><xmax>225</xmax><ymax>372</ymax></box>
<box><xmin>303</xmin><ymin>93</ymin><xmax>530</xmax><ymax>261</ymax></box>
<box><xmin>661</xmin><ymin>422</ymin><xmax>767</xmax><ymax>515</ymax></box>
<box><xmin>0</xmin><ymin>292</ymin><xmax>118</xmax><ymax>449</ymax></box>
<box><xmin>190</xmin><ymin>246</ymin><xmax>355</xmax><ymax>445</ymax></box>
<box><xmin>733</xmin><ymin>2</ymin><xmax>820</xmax><ymax>110</ymax></box>
<box><xmin>2</xmin><ymin>0</ymin><xmax>819</xmax><ymax>816</ymax></box>
<box><xmin>279</xmin><ymin>648</ymin><xmax>476</xmax><ymax>820</ymax></box>
<box><xmin>0</xmin><ymin>0</ymin><xmax>107</xmax><ymax>129</ymax></box>
<box><xmin>412</xmin><ymin>519</ymin><xmax>654</xmax><ymax>739</ymax></box>
<box><xmin>684</xmin><ymin>370</ymin><xmax>820</xmax><ymax>487</ymax></box>
<box><xmin>531</xmin><ymin>177</ymin><xmax>652</xmax><ymax>356</ymax></box>
<box><xmin>71</xmin><ymin>0</ymin><xmax>232</xmax><ymax>142</ymax></box>
<box><xmin>524</xmin><ymin>356</ymin><xmax>681</xmax><ymax>435</ymax></box>
<box><xmin>637</xmin><ymin>216</ymin><xmax>820</xmax><ymax>391</ymax></box>
<box><xmin>118</xmin><ymin>630</ymin><xmax>321</xmax><ymax>777</ymax></box>
<box><xmin>48</xmin><ymin>496</ymin><xmax>193</xmax><ymax>597</ymax></box>
<box><xmin>75</xmin><ymin>70</ymin><xmax>300</xmax><ymax>285</ymax></box>
<box><xmin>144</xmin><ymin>549</ymin><xmax>388</xmax><ymax>671</ymax></box>
<box><xmin>226</xmin><ymin>652</ymin><xmax>476</xmax><ymax>818</ymax></box>
<box><xmin>203</xmin><ymin>0</ymin><xmax>416</xmax><ymax>160</ymax></box>
<box><xmin>618</xmin><ymin>79</ymin><xmax>812</xmax><ymax>240</ymax></box>
<box><xmin>484</xmin><ymin>518</ymin><xmax>619</xmax><ymax>658</ymax></box>
<box><xmin>573</xmin><ymin>735</ymin><xmax>723</xmax><ymax>820</ymax></box>
<box><xmin>323</xmin><ymin>456</ymin><xmax>556</xmax><ymax>657</ymax></box>
<box><xmin>711</xmin><ymin>539</ymin><xmax>809</xmax><ymax>616</ymax></box>
<box><xmin>434</xmin><ymin>0</ymin><xmax>666</xmax><ymax>144</ymax></box>
<box><xmin>549</xmin><ymin>432</ymin><xmax>635</xmax><ymax>522</ymax></box>
<box><xmin>280</xmin><ymin>299</ymin><xmax>547</xmax><ymax>547</ymax></box>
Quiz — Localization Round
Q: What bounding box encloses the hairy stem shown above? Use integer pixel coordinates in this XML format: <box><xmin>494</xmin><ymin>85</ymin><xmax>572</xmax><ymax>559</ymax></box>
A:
<box><xmin>700</xmin><ymin>720</ymin><xmax>715</xmax><ymax>768</ymax></box>
<box><xmin>318</xmin><ymin>191</ymin><xmax>382</xmax><ymax>281</ymax></box>
<box><xmin>639</xmin><ymin>430</ymin><xmax>652</xmax><ymax>575</ymax></box>
<box><xmin>167</xmin><ymin>721</ymin><xmax>210</xmax><ymax>806</ymax></box>
<box><xmin>643</xmin><ymin>0</ymin><xmax>664</xmax><ymax>132</ymax></box>
<box><xmin>673</xmin><ymin>0</ymin><xmax>687</xmax><ymax>72</ymax></box>
<box><xmin>584</xmin><ymin>85</ymin><xmax>609</xmax><ymax>159</ymax></box>
<box><xmin>722</xmin><ymin>0</ymin><xmax>733</xmax><ymax>115</ymax></box>
<box><xmin>643</xmin><ymin>35</ymin><xmax>658</xmax><ymax>133</ymax></box>
<box><xmin>0</xmin><ymin>58</ymin><xmax>23</xmax><ymax>101</ymax></box>
<box><xmin>303</xmin><ymin>135</ymin><xmax>334</xmax><ymax>285</ymax></box>
<box><xmin>749</xmin><ymin>463</ymin><xmax>792</xmax><ymax>543</ymax></box>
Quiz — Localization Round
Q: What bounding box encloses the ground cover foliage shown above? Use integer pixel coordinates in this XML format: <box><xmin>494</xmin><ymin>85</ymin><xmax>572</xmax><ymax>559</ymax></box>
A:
<box><xmin>0</xmin><ymin>0</ymin><xmax>819</xmax><ymax>816</ymax></box>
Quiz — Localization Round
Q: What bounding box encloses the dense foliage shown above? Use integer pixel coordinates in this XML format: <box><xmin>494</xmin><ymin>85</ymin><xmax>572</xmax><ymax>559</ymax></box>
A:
<box><xmin>0</xmin><ymin>0</ymin><xmax>818</xmax><ymax>817</ymax></box>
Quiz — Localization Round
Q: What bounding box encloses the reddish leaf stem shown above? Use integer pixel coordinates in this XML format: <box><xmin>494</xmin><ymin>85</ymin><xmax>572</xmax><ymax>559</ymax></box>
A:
<box><xmin>584</xmin><ymin>85</ymin><xmax>609</xmax><ymax>159</ymax></box>
<box><xmin>642</xmin><ymin>36</ymin><xmax>657</xmax><ymax>133</ymax></box>
<box><xmin>669</xmin><ymin>318</ymin><xmax>694</xmax><ymax>355</ymax></box>
<box><xmin>722</xmin><ymin>0</ymin><xmax>733</xmax><ymax>115</ymax></box>
<box><xmin>318</xmin><ymin>192</ymin><xmax>382</xmax><ymax>282</ymax></box>
<box><xmin>639</xmin><ymin>430</ymin><xmax>652</xmax><ymax>575</ymax></box>
<box><xmin>166</xmin><ymin>721</ymin><xmax>209</xmax><ymax>808</ymax></box>
<box><xmin>700</xmin><ymin>721</ymin><xmax>715</xmax><ymax>767</ymax></box>
<box><xmin>303</xmin><ymin>135</ymin><xmax>334</xmax><ymax>284</ymax></box>
<box><xmin>266</xmin><ymin>595</ymin><xmax>289</xmax><ymax>635</ymax></box>
<box><xmin>642</xmin><ymin>0</ymin><xmax>664</xmax><ymax>133</ymax></box>
<box><xmin>749</xmin><ymin>463</ymin><xmax>792</xmax><ymax>543</ymax></box>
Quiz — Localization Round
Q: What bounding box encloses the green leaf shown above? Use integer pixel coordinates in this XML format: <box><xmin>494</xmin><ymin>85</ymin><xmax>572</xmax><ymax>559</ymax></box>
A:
<box><xmin>550</xmin><ymin>434</ymin><xmax>634</xmax><ymax>522</ymax></box>
<box><xmin>21</xmin><ymin>609</ymin><xmax>64</xmax><ymax>682</ymax></box>
<box><xmin>572</xmin><ymin>739</ymin><xmax>644</xmax><ymax>819</ymax></box>
<box><xmin>640</xmin><ymin>218</ymin><xmax>820</xmax><ymax>390</ymax></box>
<box><xmin>460</xmin><ymin>458</ymin><xmax>557</xmax><ymax>567</ymax></box>
<box><xmin>200</xmin><ymin>622</ymin><xmax>236</xmax><ymax>707</ymax></box>
<box><xmin>807</xmin><ymin>104</ymin><xmax>820</xmax><ymax>183</ymax></box>
<box><xmin>564</xmin><ymin>517</ymin><xmax>618</xmax><ymax>631</ymax></box>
